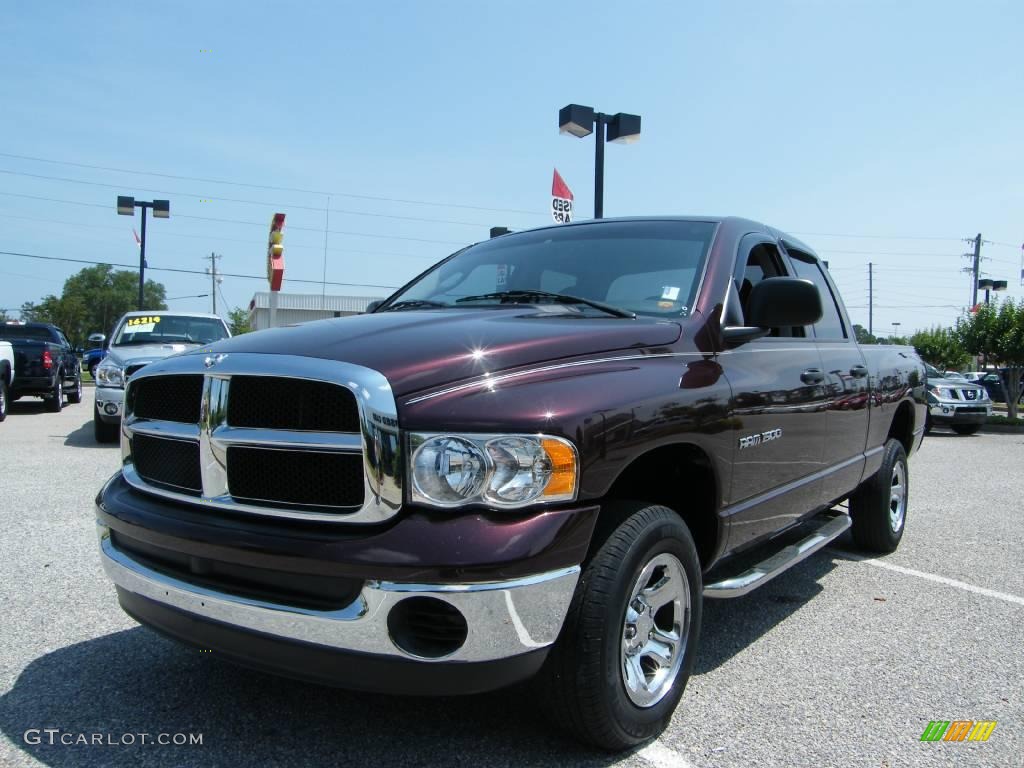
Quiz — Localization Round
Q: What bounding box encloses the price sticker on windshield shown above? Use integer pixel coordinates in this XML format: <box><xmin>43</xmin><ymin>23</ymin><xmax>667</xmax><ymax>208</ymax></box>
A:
<box><xmin>126</xmin><ymin>316</ymin><xmax>161</xmax><ymax>333</ymax></box>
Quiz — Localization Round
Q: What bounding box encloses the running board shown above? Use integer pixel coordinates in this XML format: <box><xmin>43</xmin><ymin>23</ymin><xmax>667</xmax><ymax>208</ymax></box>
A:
<box><xmin>703</xmin><ymin>513</ymin><xmax>851</xmax><ymax>598</ymax></box>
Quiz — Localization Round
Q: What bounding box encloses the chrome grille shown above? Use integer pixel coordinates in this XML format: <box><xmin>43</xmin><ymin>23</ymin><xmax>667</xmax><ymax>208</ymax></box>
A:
<box><xmin>120</xmin><ymin>353</ymin><xmax>403</xmax><ymax>523</ymax></box>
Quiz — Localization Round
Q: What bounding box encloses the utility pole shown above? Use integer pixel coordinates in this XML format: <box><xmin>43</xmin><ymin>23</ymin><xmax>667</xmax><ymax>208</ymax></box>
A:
<box><xmin>204</xmin><ymin>252</ymin><xmax>222</xmax><ymax>315</ymax></box>
<box><xmin>971</xmin><ymin>233</ymin><xmax>982</xmax><ymax>309</ymax></box>
<box><xmin>868</xmin><ymin>262</ymin><xmax>873</xmax><ymax>336</ymax></box>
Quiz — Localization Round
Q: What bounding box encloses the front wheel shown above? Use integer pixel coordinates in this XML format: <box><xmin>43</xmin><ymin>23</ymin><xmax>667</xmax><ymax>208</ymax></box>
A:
<box><xmin>0</xmin><ymin>378</ymin><xmax>7</xmax><ymax>421</ymax></box>
<box><xmin>849</xmin><ymin>438</ymin><xmax>908</xmax><ymax>553</ymax></box>
<box><xmin>94</xmin><ymin>410</ymin><xmax>119</xmax><ymax>443</ymax></box>
<box><xmin>951</xmin><ymin>424</ymin><xmax>980</xmax><ymax>436</ymax></box>
<box><xmin>537</xmin><ymin>503</ymin><xmax>702</xmax><ymax>751</ymax></box>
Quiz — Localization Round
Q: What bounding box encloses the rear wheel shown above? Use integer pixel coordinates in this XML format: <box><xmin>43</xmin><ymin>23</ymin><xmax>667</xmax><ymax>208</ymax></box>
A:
<box><xmin>0</xmin><ymin>378</ymin><xmax>8</xmax><ymax>421</ymax></box>
<box><xmin>94</xmin><ymin>409</ymin><xmax>119</xmax><ymax>443</ymax></box>
<box><xmin>537</xmin><ymin>502</ymin><xmax>702</xmax><ymax>751</ymax></box>
<box><xmin>850</xmin><ymin>438</ymin><xmax>907</xmax><ymax>553</ymax></box>
<box><xmin>951</xmin><ymin>424</ymin><xmax>980</xmax><ymax>435</ymax></box>
<box><xmin>46</xmin><ymin>373</ymin><xmax>64</xmax><ymax>412</ymax></box>
<box><xmin>66</xmin><ymin>372</ymin><xmax>83</xmax><ymax>404</ymax></box>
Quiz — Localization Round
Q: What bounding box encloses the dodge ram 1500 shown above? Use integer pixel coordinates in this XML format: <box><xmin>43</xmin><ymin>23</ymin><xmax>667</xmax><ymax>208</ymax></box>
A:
<box><xmin>95</xmin><ymin>217</ymin><xmax>926</xmax><ymax>750</ymax></box>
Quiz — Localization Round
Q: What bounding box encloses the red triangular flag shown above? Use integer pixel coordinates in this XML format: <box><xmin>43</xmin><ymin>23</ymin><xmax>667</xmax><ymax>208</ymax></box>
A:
<box><xmin>132</xmin><ymin>228</ymin><xmax>141</xmax><ymax>245</ymax></box>
<box><xmin>552</xmin><ymin>169</ymin><xmax>573</xmax><ymax>200</ymax></box>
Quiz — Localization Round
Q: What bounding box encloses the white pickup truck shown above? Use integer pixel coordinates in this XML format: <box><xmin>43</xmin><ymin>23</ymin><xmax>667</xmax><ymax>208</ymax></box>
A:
<box><xmin>0</xmin><ymin>339</ymin><xmax>13</xmax><ymax>421</ymax></box>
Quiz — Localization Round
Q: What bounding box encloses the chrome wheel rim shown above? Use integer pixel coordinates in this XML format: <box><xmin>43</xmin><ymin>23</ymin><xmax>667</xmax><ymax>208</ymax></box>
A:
<box><xmin>889</xmin><ymin>461</ymin><xmax>907</xmax><ymax>533</ymax></box>
<box><xmin>621</xmin><ymin>552</ymin><xmax>690</xmax><ymax>708</ymax></box>
<box><xmin>0</xmin><ymin>385</ymin><xmax>5</xmax><ymax>415</ymax></box>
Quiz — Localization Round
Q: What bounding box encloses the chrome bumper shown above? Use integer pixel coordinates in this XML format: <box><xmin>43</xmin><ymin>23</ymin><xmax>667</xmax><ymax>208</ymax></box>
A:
<box><xmin>94</xmin><ymin>386</ymin><xmax>124</xmax><ymax>416</ymax></box>
<box><xmin>97</xmin><ymin>525</ymin><xmax>579</xmax><ymax>663</ymax></box>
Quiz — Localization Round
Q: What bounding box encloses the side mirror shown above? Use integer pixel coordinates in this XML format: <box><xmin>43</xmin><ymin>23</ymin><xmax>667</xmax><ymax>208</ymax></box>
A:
<box><xmin>722</xmin><ymin>277</ymin><xmax>823</xmax><ymax>344</ymax></box>
<box><xmin>365</xmin><ymin>300</ymin><xmax>383</xmax><ymax>313</ymax></box>
<box><xmin>88</xmin><ymin>333</ymin><xmax>106</xmax><ymax>344</ymax></box>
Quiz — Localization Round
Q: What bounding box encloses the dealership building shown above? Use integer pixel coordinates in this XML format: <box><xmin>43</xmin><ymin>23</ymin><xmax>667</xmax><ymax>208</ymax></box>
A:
<box><xmin>247</xmin><ymin>292</ymin><xmax>384</xmax><ymax>330</ymax></box>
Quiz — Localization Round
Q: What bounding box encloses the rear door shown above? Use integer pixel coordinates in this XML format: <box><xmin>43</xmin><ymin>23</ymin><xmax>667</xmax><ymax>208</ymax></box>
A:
<box><xmin>781</xmin><ymin>246</ymin><xmax>870</xmax><ymax>503</ymax></box>
<box><xmin>721</xmin><ymin>234</ymin><xmax>830</xmax><ymax>550</ymax></box>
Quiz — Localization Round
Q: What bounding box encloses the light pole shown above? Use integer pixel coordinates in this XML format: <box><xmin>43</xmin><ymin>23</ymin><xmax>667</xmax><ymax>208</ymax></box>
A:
<box><xmin>977</xmin><ymin>278</ymin><xmax>1007</xmax><ymax>305</ymax></box>
<box><xmin>559</xmin><ymin>104</ymin><xmax>641</xmax><ymax>219</ymax></box>
<box><xmin>117</xmin><ymin>196</ymin><xmax>169</xmax><ymax>310</ymax></box>
<box><xmin>891</xmin><ymin>321</ymin><xmax>901</xmax><ymax>340</ymax></box>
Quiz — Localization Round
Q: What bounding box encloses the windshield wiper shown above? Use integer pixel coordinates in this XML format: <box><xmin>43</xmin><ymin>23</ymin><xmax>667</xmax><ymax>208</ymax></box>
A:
<box><xmin>378</xmin><ymin>299</ymin><xmax>451</xmax><ymax>312</ymax></box>
<box><xmin>454</xmin><ymin>290</ymin><xmax>635</xmax><ymax>318</ymax></box>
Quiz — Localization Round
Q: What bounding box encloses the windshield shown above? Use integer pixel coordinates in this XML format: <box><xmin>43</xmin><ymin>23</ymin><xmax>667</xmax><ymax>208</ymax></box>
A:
<box><xmin>381</xmin><ymin>220</ymin><xmax>716</xmax><ymax>318</ymax></box>
<box><xmin>112</xmin><ymin>315</ymin><xmax>229</xmax><ymax>346</ymax></box>
<box><xmin>924</xmin><ymin>364</ymin><xmax>944</xmax><ymax>378</ymax></box>
<box><xmin>0</xmin><ymin>326</ymin><xmax>52</xmax><ymax>342</ymax></box>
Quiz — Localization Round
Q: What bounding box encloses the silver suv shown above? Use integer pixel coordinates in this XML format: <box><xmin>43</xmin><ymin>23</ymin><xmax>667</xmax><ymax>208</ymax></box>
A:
<box><xmin>94</xmin><ymin>311</ymin><xmax>231</xmax><ymax>442</ymax></box>
<box><xmin>925</xmin><ymin>364</ymin><xmax>990</xmax><ymax>435</ymax></box>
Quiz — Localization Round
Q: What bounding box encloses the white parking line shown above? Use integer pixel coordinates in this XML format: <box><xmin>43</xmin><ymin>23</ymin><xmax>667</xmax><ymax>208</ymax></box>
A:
<box><xmin>636</xmin><ymin>740</ymin><xmax>697</xmax><ymax>768</ymax></box>
<box><xmin>830</xmin><ymin>550</ymin><xmax>1024</xmax><ymax>606</ymax></box>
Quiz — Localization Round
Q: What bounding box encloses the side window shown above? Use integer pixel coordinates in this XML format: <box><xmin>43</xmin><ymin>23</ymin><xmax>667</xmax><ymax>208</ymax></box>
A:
<box><xmin>727</xmin><ymin>238</ymin><xmax>805</xmax><ymax>337</ymax></box>
<box><xmin>786</xmin><ymin>252</ymin><xmax>847</xmax><ymax>340</ymax></box>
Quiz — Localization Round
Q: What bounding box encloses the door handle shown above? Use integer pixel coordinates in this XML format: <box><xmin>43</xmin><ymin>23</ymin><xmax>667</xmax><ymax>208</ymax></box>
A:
<box><xmin>800</xmin><ymin>368</ymin><xmax>825</xmax><ymax>385</ymax></box>
<box><xmin>850</xmin><ymin>364</ymin><xmax>869</xmax><ymax>378</ymax></box>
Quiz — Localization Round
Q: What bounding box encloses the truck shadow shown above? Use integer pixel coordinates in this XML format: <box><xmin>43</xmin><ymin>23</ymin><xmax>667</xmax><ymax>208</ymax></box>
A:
<box><xmin>0</xmin><ymin>628</ymin><xmax>624</xmax><ymax>768</ymax></box>
<box><xmin>696</xmin><ymin>552</ymin><xmax>836</xmax><ymax>674</ymax></box>
<box><xmin>63</xmin><ymin>419</ymin><xmax>116</xmax><ymax>449</ymax></box>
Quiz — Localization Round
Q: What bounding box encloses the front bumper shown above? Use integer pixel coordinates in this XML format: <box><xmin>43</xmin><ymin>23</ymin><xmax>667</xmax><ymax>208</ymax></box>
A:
<box><xmin>94</xmin><ymin>385</ymin><xmax>124</xmax><ymax>422</ymax></box>
<box><xmin>96</xmin><ymin>474</ymin><xmax>597</xmax><ymax>692</ymax></box>
<box><xmin>928</xmin><ymin>400</ymin><xmax>990</xmax><ymax>424</ymax></box>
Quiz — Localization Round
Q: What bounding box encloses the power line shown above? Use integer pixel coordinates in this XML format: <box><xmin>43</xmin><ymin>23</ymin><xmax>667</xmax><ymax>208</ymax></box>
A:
<box><xmin>0</xmin><ymin>151</ymin><xmax>547</xmax><ymax>217</ymax></box>
<box><xmin>0</xmin><ymin>249</ymin><xmax>400</xmax><ymax>290</ymax></box>
<box><xmin>0</xmin><ymin>189</ymin><xmax>467</xmax><ymax>246</ymax></box>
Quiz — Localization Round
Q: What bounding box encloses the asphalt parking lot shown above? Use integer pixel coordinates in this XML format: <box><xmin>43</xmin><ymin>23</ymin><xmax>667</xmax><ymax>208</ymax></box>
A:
<box><xmin>0</xmin><ymin>397</ymin><xmax>1020</xmax><ymax>768</ymax></box>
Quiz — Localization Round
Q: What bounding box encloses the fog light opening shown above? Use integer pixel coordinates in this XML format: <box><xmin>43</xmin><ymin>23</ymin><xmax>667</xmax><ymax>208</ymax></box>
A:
<box><xmin>104</xmin><ymin>403</ymin><xmax>119</xmax><ymax>415</ymax></box>
<box><xmin>387</xmin><ymin>596</ymin><xmax>468</xmax><ymax>659</ymax></box>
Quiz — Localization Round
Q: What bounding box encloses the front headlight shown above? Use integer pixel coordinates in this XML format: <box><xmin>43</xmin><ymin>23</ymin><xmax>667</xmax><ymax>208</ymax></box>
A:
<box><xmin>410</xmin><ymin>433</ymin><xmax>578</xmax><ymax>509</ymax></box>
<box><xmin>95</xmin><ymin>360</ymin><xmax>125</xmax><ymax>388</ymax></box>
<box><xmin>928</xmin><ymin>385</ymin><xmax>953</xmax><ymax>399</ymax></box>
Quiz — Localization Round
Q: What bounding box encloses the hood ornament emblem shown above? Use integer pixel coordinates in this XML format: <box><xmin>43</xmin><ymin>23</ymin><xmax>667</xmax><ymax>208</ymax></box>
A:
<box><xmin>204</xmin><ymin>353</ymin><xmax>228</xmax><ymax>369</ymax></box>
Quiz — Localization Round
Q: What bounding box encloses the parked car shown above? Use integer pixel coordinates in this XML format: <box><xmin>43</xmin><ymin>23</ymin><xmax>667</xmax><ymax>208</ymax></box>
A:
<box><xmin>83</xmin><ymin>333</ymin><xmax>108</xmax><ymax>379</ymax></box>
<box><xmin>0</xmin><ymin>338</ymin><xmax>13</xmax><ymax>421</ymax></box>
<box><xmin>925</xmin><ymin>364</ymin><xmax>991</xmax><ymax>434</ymax></box>
<box><xmin>93</xmin><ymin>311</ymin><xmax>231</xmax><ymax>442</ymax></box>
<box><xmin>94</xmin><ymin>217</ymin><xmax>926</xmax><ymax>750</ymax></box>
<box><xmin>0</xmin><ymin>321</ymin><xmax>82</xmax><ymax>412</ymax></box>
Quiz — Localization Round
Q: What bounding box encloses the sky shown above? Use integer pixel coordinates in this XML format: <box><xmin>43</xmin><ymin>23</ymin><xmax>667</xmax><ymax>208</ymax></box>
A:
<box><xmin>1</xmin><ymin>0</ymin><xmax>1021</xmax><ymax>338</ymax></box>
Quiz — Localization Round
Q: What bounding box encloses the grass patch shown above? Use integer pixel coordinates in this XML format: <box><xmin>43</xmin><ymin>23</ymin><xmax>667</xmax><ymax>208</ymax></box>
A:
<box><xmin>986</xmin><ymin>414</ymin><xmax>1024</xmax><ymax>426</ymax></box>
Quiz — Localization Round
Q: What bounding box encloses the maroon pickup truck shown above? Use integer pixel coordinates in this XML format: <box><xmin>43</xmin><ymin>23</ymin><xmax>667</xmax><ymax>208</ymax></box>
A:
<box><xmin>95</xmin><ymin>217</ymin><xmax>926</xmax><ymax>750</ymax></box>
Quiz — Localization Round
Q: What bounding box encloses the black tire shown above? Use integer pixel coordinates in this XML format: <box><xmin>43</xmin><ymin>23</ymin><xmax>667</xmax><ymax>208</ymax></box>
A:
<box><xmin>951</xmin><ymin>424</ymin><xmax>980</xmax><ymax>436</ymax></box>
<box><xmin>94</xmin><ymin>409</ymin><xmax>119</xmax><ymax>443</ymax></box>
<box><xmin>537</xmin><ymin>502</ymin><xmax>702</xmax><ymax>751</ymax></box>
<box><xmin>0</xmin><ymin>378</ymin><xmax>7</xmax><ymax>422</ymax></box>
<box><xmin>849</xmin><ymin>438</ymin><xmax>907</xmax><ymax>553</ymax></box>
<box><xmin>66</xmin><ymin>372</ymin><xmax>83</xmax><ymax>404</ymax></box>
<box><xmin>47</xmin><ymin>373</ymin><xmax>64</xmax><ymax>412</ymax></box>
<box><xmin>89</xmin><ymin>361</ymin><xmax>98</xmax><ymax>381</ymax></box>
<box><xmin>923</xmin><ymin>412</ymin><xmax>932</xmax><ymax>435</ymax></box>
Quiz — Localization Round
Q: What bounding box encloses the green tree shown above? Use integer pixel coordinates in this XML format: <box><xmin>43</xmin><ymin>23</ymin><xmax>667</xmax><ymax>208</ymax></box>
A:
<box><xmin>910</xmin><ymin>326</ymin><xmax>968</xmax><ymax>371</ymax></box>
<box><xmin>852</xmin><ymin>324</ymin><xmax>879</xmax><ymax>345</ymax></box>
<box><xmin>957</xmin><ymin>299</ymin><xmax>1024</xmax><ymax>419</ymax></box>
<box><xmin>227</xmin><ymin>306</ymin><xmax>253</xmax><ymax>335</ymax></box>
<box><xmin>19</xmin><ymin>265</ymin><xmax>166</xmax><ymax>346</ymax></box>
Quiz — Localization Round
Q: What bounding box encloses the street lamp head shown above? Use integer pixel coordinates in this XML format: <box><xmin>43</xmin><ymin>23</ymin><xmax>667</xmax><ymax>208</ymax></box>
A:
<box><xmin>992</xmin><ymin>280</ymin><xmax>1008</xmax><ymax>291</ymax></box>
<box><xmin>606</xmin><ymin>112</ymin><xmax>641</xmax><ymax>144</ymax></box>
<box><xmin>117</xmin><ymin>196</ymin><xmax>135</xmax><ymax>216</ymax></box>
<box><xmin>977</xmin><ymin>278</ymin><xmax>994</xmax><ymax>290</ymax></box>
<box><xmin>152</xmin><ymin>199</ymin><xmax>170</xmax><ymax>219</ymax></box>
<box><xmin>559</xmin><ymin>104</ymin><xmax>595</xmax><ymax>138</ymax></box>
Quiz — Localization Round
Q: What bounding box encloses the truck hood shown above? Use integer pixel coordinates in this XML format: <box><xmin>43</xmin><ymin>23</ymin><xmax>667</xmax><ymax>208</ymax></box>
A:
<box><xmin>192</xmin><ymin>308</ymin><xmax>683</xmax><ymax>396</ymax></box>
<box><xmin>107</xmin><ymin>342</ymin><xmax>199</xmax><ymax>368</ymax></box>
